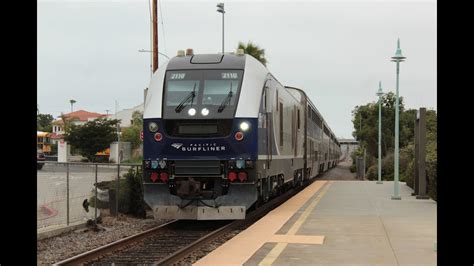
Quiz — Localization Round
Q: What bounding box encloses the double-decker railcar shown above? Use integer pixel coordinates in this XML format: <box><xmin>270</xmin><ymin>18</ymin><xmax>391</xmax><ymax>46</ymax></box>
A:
<box><xmin>142</xmin><ymin>50</ymin><xmax>340</xmax><ymax>220</ymax></box>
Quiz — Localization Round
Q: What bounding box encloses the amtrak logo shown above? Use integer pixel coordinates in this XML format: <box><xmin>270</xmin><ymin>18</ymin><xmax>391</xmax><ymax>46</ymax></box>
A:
<box><xmin>171</xmin><ymin>143</ymin><xmax>183</xmax><ymax>149</ymax></box>
<box><xmin>171</xmin><ymin>142</ymin><xmax>226</xmax><ymax>152</ymax></box>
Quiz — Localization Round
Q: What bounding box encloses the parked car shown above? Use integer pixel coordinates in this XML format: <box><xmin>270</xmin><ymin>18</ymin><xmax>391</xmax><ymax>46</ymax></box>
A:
<box><xmin>37</xmin><ymin>149</ymin><xmax>46</xmax><ymax>170</ymax></box>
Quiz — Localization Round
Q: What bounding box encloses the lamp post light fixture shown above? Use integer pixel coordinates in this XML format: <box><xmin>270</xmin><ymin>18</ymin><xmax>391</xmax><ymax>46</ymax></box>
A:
<box><xmin>70</xmin><ymin>99</ymin><xmax>76</xmax><ymax>113</ymax></box>
<box><xmin>390</xmin><ymin>38</ymin><xmax>406</xmax><ymax>200</ymax></box>
<box><xmin>216</xmin><ymin>3</ymin><xmax>225</xmax><ymax>54</ymax></box>
<box><xmin>376</xmin><ymin>81</ymin><xmax>384</xmax><ymax>184</ymax></box>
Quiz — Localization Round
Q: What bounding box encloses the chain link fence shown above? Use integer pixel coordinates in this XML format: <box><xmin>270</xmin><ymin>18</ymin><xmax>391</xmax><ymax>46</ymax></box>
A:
<box><xmin>37</xmin><ymin>161</ymin><xmax>142</xmax><ymax>230</ymax></box>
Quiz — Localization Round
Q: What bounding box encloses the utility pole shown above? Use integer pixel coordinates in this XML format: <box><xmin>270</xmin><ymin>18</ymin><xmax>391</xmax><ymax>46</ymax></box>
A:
<box><xmin>152</xmin><ymin>0</ymin><xmax>158</xmax><ymax>73</ymax></box>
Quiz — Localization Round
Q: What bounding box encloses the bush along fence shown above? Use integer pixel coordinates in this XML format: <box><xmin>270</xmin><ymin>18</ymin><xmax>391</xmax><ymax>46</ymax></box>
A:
<box><xmin>89</xmin><ymin>166</ymin><xmax>147</xmax><ymax>219</ymax></box>
<box><xmin>352</xmin><ymin>107</ymin><xmax>436</xmax><ymax>201</ymax></box>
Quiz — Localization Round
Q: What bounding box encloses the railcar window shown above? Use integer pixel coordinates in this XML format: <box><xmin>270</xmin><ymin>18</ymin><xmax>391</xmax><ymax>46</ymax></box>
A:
<box><xmin>297</xmin><ymin>109</ymin><xmax>300</xmax><ymax>129</ymax></box>
<box><xmin>279</xmin><ymin>102</ymin><xmax>284</xmax><ymax>146</ymax></box>
<box><xmin>276</xmin><ymin>90</ymin><xmax>279</xmax><ymax>111</ymax></box>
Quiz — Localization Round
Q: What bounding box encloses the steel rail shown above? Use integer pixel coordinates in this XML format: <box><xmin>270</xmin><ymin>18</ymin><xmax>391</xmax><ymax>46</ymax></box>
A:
<box><xmin>54</xmin><ymin>177</ymin><xmax>317</xmax><ymax>265</ymax></box>
<box><xmin>156</xmin><ymin>179</ymin><xmax>308</xmax><ymax>265</ymax></box>
<box><xmin>53</xmin><ymin>220</ymin><xmax>178</xmax><ymax>265</ymax></box>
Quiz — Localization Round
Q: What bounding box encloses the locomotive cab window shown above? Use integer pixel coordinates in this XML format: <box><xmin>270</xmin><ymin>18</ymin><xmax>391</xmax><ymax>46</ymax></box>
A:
<box><xmin>163</xmin><ymin>70</ymin><xmax>244</xmax><ymax>119</ymax></box>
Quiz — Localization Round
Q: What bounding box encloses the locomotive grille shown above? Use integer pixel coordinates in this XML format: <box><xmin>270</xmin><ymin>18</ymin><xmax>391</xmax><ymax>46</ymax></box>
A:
<box><xmin>164</xmin><ymin>119</ymin><xmax>233</xmax><ymax>138</ymax></box>
<box><xmin>174</xmin><ymin>160</ymin><xmax>221</xmax><ymax>175</ymax></box>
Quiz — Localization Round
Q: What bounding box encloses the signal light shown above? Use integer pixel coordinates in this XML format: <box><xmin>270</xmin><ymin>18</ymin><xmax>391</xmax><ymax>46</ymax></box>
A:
<box><xmin>160</xmin><ymin>172</ymin><xmax>169</xmax><ymax>183</ymax></box>
<box><xmin>144</xmin><ymin>160</ymin><xmax>151</xmax><ymax>169</ymax></box>
<box><xmin>228</xmin><ymin>171</ymin><xmax>237</xmax><ymax>182</ymax></box>
<box><xmin>234</xmin><ymin>131</ymin><xmax>244</xmax><ymax>141</ymax></box>
<box><xmin>238</xmin><ymin>171</ymin><xmax>247</xmax><ymax>182</ymax></box>
<box><xmin>154</xmin><ymin>132</ymin><xmax>163</xmax><ymax>142</ymax></box>
<box><xmin>150</xmin><ymin>172</ymin><xmax>158</xmax><ymax>182</ymax></box>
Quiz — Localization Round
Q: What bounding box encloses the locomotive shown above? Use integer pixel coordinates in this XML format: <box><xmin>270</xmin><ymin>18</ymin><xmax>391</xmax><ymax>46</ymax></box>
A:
<box><xmin>142</xmin><ymin>49</ymin><xmax>341</xmax><ymax>220</ymax></box>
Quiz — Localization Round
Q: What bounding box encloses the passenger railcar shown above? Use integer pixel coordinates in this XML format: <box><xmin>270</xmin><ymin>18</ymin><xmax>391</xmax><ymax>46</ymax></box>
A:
<box><xmin>142</xmin><ymin>49</ymin><xmax>341</xmax><ymax>220</ymax></box>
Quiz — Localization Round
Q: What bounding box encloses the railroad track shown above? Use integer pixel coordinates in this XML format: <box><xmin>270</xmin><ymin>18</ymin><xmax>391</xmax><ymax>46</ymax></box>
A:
<box><xmin>54</xmin><ymin>179</ymin><xmax>314</xmax><ymax>266</ymax></box>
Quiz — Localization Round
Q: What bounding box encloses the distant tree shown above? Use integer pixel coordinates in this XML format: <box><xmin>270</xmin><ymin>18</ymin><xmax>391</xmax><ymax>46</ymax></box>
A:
<box><xmin>352</xmin><ymin>92</ymin><xmax>406</xmax><ymax>158</ymax></box>
<box><xmin>121</xmin><ymin>111</ymin><xmax>143</xmax><ymax>149</ymax></box>
<box><xmin>37</xmin><ymin>113</ymin><xmax>54</xmax><ymax>132</ymax></box>
<box><xmin>65</xmin><ymin>118</ymin><xmax>119</xmax><ymax>162</ymax></box>
<box><xmin>352</xmin><ymin>94</ymin><xmax>437</xmax><ymax>191</ymax></box>
<box><xmin>237</xmin><ymin>41</ymin><xmax>267</xmax><ymax>66</ymax></box>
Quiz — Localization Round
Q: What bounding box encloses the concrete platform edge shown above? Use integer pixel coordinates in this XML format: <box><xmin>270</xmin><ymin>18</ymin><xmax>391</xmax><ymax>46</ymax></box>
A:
<box><xmin>37</xmin><ymin>221</ymin><xmax>88</xmax><ymax>240</ymax></box>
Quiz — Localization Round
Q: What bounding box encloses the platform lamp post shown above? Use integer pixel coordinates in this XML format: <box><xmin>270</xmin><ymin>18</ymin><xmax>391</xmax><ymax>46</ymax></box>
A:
<box><xmin>376</xmin><ymin>81</ymin><xmax>384</xmax><ymax>184</ymax></box>
<box><xmin>216</xmin><ymin>3</ymin><xmax>225</xmax><ymax>54</ymax></box>
<box><xmin>391</xmin><ymin>38</ymin><xmax>406</xmax><ymax>200</ymax></box>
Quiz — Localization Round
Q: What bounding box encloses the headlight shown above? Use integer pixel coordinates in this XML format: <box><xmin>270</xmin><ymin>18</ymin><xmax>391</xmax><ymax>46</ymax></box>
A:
<box><xmin>151</xmin><ymin>160</ymin><xmax>159</xmax><ymax>169</ymax></box>
<box><xmin>236</xmin><ymin>160</ymin><xmax>245</xmax><ymax>169</ymax></box>
<box><xmin>188</xmin><ymin>108</ymin><xmax>196</xmax><ymax>116</ymax></box>
<box><xmin>240</xmin><ymin>121</ymin><xmax>249</xmax><ymax>131</ymax></box>
<box><xmin>148</xmin><ymin>122</ymin><xmax>158</xmax><ymax>132</ymax></box>
<box><xmin>201</xmin><ymin>108</ymin><xmax>209</xmax><ymax>116</ymax></box>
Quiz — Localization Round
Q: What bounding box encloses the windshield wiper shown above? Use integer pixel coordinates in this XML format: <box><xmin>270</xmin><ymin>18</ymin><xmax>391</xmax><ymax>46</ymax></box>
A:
<box><xmin>217</xmin><ymin>83</ymin><xmax>233</xmax><ymax>113</ymax></box>
<box><xmin>175</xmin><ymin>83</ymin><xmax>197</xmax><ymax>113</ymax></box>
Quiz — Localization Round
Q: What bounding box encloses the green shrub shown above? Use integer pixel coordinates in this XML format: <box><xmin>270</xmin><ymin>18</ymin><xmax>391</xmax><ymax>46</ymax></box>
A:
<box><xmin>124</xmin><ymin>167</ymin><xmax>146</xmax><ymax>218</ymax></box>
<box><xmin>405</xmin><ymin>159</ymin><xmax>415</xmax><ymax>189</ymax></box>
<box><xmin>89</xmin><ymin>168</ymin><xmax>146</xmax><ymax>217</ymax></box>
<box><xmin>366</xmin><ymin>165</ymin><xmax>377</xmax><ymax>180</ymax></box>
<box><xmin>426</xmin><ymin>140</ymin><xmax>437</xmax><ymax>201</ymax></box>
<box><xmin>349</xmin><ymin>165</ymin><xmax>356</xmax><ymax>173</ymax></box>
<box><xmin>382</xmin><ymin>153</ymin><xmax>394</xmax><ymax>181</ymax></box>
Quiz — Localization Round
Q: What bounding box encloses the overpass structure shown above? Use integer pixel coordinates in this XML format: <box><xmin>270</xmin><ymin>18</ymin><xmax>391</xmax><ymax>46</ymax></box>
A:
<box><xmin>338</xmin><ymin>138</ymin><xmax>359</xmax><ymax>160</ymax></box>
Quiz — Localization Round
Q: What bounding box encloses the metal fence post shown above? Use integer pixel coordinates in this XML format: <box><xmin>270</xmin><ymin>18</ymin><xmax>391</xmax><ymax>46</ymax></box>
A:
<box><xmin>412</xmin><ymin>116</ymin><xmax>420</xmax><ymax>195</ymax></box>
<box><xmin>116</xmin><ymin>163</ymin><xmax>120</xmax><ymax>216</ymax></box>
<box><xmin>416</xmin><ymin>108</ymin><xmax>429</xmax><ymax>200</ymax></box>
<box><xmin>95</xmin><ymin>164</ymin><xmax>98</xmax><ymax>223</ymax></box>
<box><xmin>363</xmin><ymin>149</ymin><xmax>366</xmax><ymax>180</ymax></box>
<box><xmin>66</xmin><ymin>163</ymin><xmax>70</xmax><ymax>226</ymax></box>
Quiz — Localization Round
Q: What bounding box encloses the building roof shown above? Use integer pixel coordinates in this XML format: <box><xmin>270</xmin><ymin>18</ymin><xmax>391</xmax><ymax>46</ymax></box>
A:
<box><xmin>52</xmin><ymin>110</ymin><xmax>107</xmax><ymax>124</ymax></box>
<box><xmin>49</xmin><ymin>132</ymin><xmax>64</xmax><ymax>139</ymax></box>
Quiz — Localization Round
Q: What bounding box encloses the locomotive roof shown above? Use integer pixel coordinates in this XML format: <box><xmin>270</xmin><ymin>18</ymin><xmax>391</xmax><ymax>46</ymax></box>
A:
<box><xmin>167</xmin><ymin>53</ymin><xmax>246</xmax><ymax>70</ymax></box>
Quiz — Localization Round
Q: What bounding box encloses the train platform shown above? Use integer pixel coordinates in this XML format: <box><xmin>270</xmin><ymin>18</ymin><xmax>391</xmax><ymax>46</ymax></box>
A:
<box><xmin>194</xmin><ymin>180</ymin><xmax>437</xmax><ymax>265</ymax></box>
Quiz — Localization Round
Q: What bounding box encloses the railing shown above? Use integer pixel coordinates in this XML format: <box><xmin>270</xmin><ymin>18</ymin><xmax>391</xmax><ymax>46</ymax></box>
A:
<box><xmin>37</xmin><ymin>161</ymin><xmax>142</xmax><ymax>230</ymax></box>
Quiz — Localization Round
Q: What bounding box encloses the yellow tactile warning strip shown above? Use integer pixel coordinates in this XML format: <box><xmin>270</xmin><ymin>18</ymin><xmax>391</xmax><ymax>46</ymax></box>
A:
<box><xmin>258</xmin><ymin>182</ymin><xmax>332</xmax><ymax>266</ymax></box>
<box><xmin>194</xmin><ymin>180</ymin><xmax>329</xmax><ymax>266</ymax></box>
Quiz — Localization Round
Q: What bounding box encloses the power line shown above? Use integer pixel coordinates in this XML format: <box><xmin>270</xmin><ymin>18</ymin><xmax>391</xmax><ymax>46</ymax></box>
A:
<box><xmin>159</xmin><ymin>0</ymin><xmax>167</xmax><ymax>57</ymax></box>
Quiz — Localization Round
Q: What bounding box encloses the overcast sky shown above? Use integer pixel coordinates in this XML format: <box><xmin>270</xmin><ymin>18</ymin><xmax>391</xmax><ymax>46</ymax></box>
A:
<box><xmin>38</xmin><ymin>0</ymin><xmax>436</xmax><ymax>138</ymax></box>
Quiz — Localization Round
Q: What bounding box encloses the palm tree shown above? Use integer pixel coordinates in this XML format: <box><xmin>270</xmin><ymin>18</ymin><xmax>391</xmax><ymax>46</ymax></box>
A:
<box><xmin>237</xmin><ymin>41</ymin><xmax>267</xmax><ymax>66</ymax></box>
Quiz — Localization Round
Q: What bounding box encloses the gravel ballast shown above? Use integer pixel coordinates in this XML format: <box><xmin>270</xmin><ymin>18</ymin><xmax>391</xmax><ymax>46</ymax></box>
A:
<box><xmin>37</xmin><ymin>213</ymin><xmax>170</xmax><ymax>265</ymax></box>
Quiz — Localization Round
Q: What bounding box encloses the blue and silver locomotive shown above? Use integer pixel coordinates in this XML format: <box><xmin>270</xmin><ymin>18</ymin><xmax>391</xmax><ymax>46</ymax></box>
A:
<box><xmin>143</xmin><ymin>49</ymin><xmax>341</xmax><ymax>220</ymax></box>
